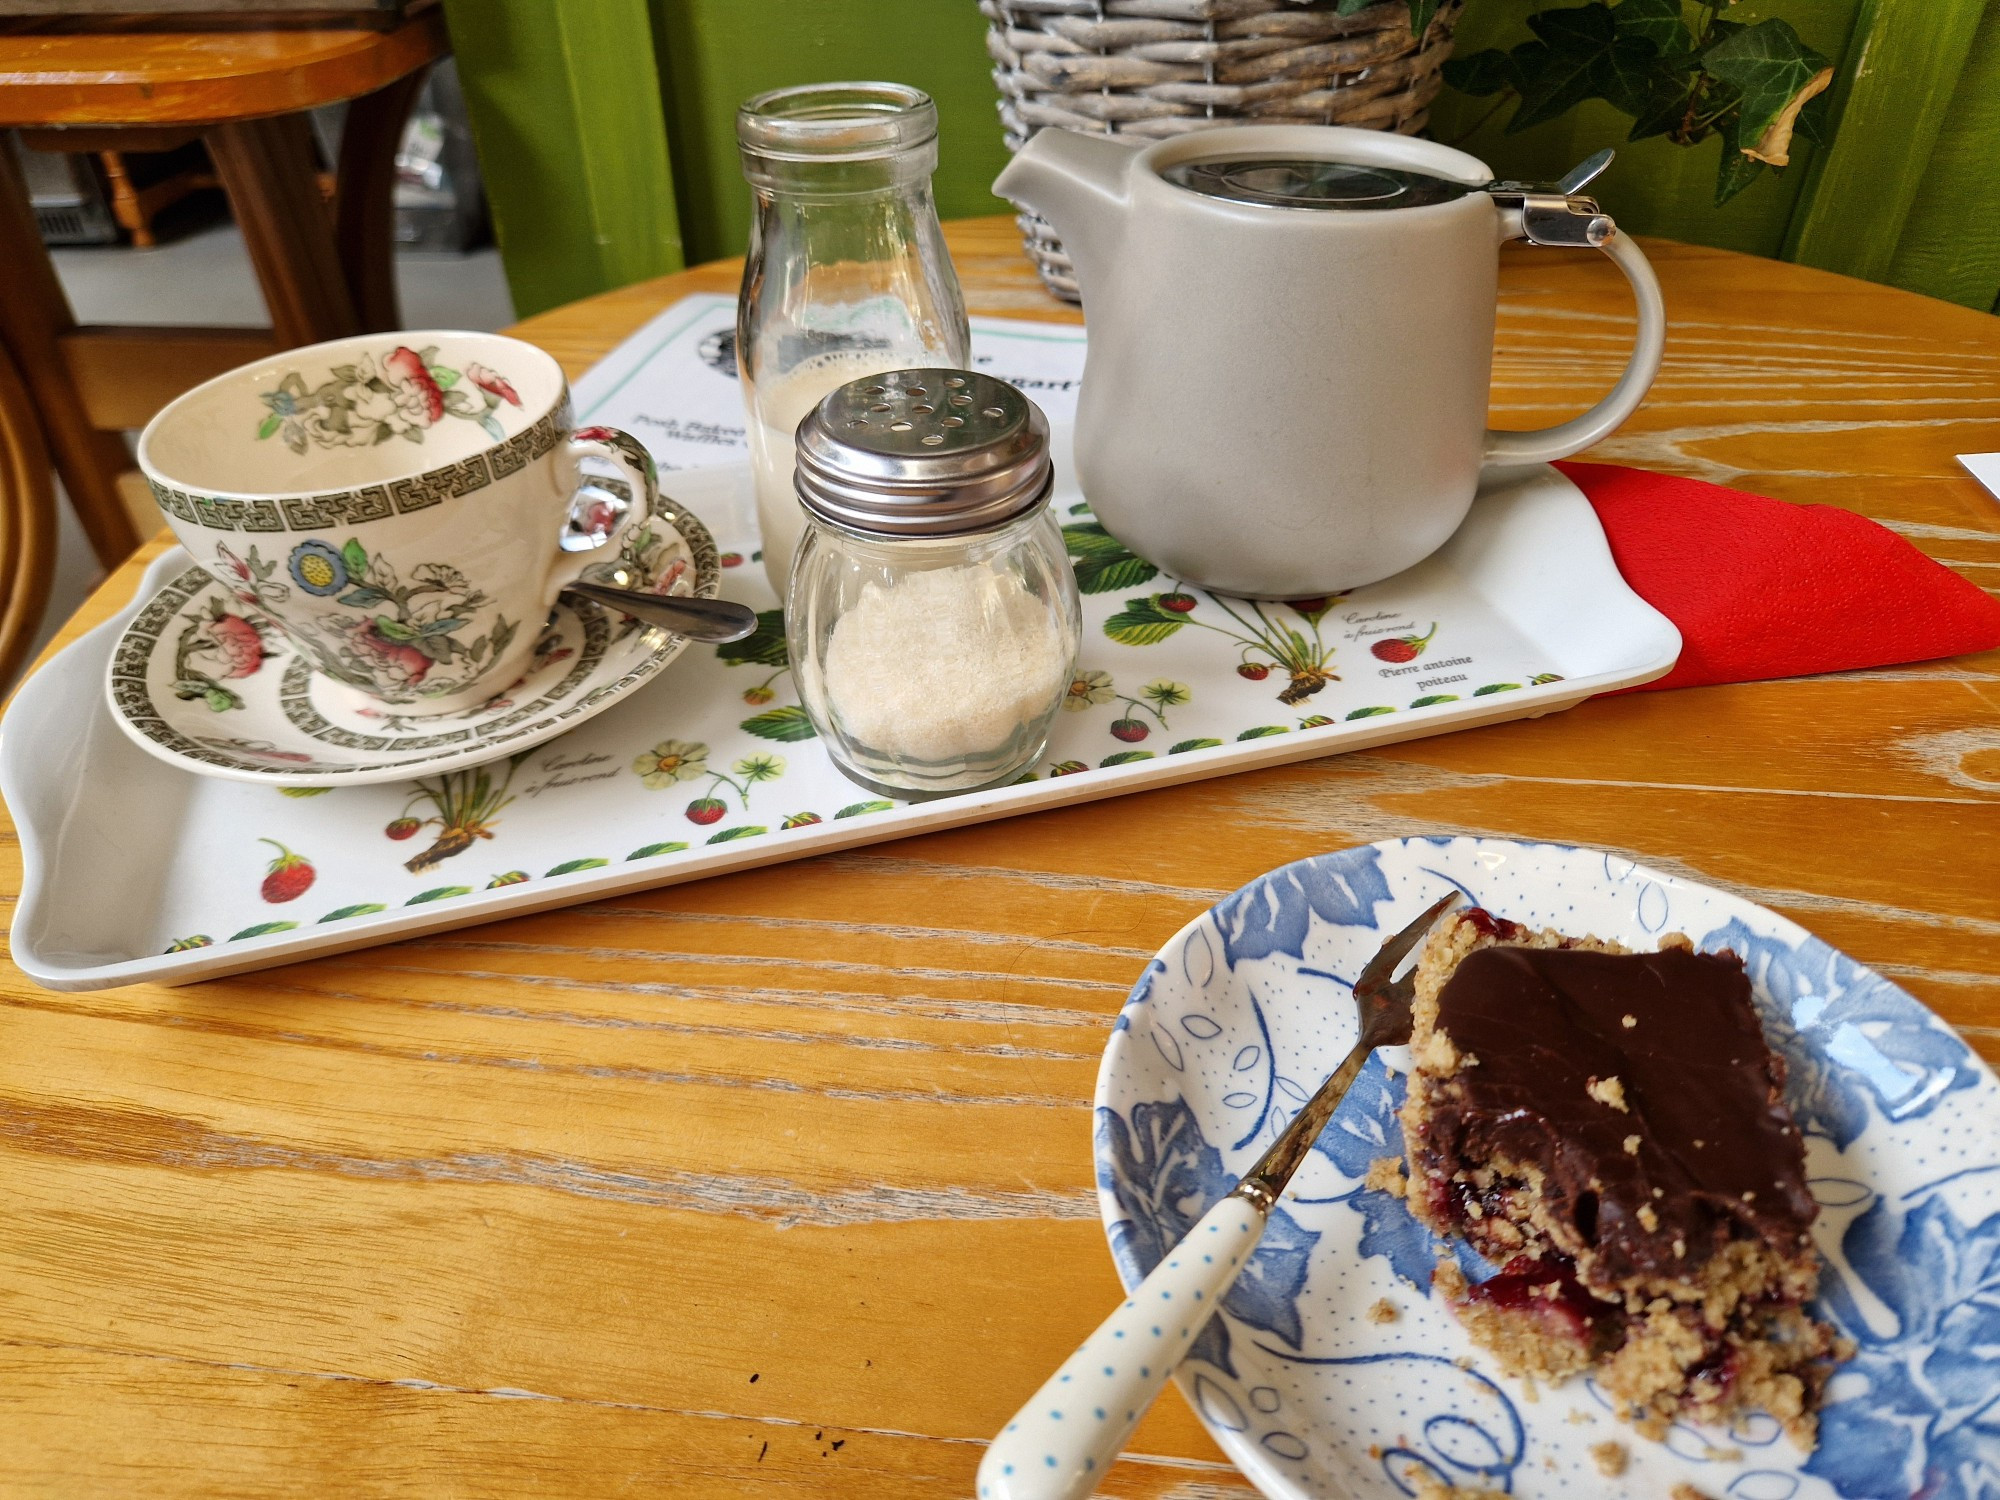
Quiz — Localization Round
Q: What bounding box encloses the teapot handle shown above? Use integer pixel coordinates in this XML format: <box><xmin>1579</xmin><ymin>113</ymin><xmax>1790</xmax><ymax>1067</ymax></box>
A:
<box><xmin>1483</xmin><ymin>224</ymin><xmax>1665</xmax><ymax>467</ymax></box>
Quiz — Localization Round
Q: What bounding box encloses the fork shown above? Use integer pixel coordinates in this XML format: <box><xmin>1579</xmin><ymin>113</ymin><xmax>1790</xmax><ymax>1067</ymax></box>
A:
<box><xmin>976</xmin><ymin>890</ymin><xmax>1463</xmax><ymax>1500</ymax></box>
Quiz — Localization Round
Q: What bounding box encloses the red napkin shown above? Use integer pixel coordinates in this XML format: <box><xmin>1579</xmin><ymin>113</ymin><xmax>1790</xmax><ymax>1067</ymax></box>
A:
<box><xmin>1554</xmin><ymin>460</ymin><xmax>2000</xmax><ymax>692</ymax></box>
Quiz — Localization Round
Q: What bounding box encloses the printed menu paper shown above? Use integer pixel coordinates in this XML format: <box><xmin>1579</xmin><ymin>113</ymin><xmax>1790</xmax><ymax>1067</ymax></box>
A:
<box><xmin>570</xmin><ymin>293</ymin><xmax>1086</xmax><ymax>475</ymax></box>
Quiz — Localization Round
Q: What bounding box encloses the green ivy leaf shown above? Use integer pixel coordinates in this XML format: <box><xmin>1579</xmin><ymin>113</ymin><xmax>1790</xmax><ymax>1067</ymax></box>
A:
<box><xmin>1237</xmin><ymin>725</ymin><xmax>1288</xmax><ymax>740</ymax></box>
<box><xmin>1099</xmin><ymin>750</ymin><xmax>1154</xmax><ymax>766</ymax></box>
<box><xmin>1345</xmin><ymin>706</ymin><xmax>1396</xmax><ymax>719</ymax></box>
<box><xmin>1611</xmin><ymin>0</ymin><xmax>1693</xmax><ymax>60</ymax></box>
<box><xmin>1507</xmin><ymin>6</ymin><xmax>1614</xmax><ymax>133</ymax></box>
<box><xmin>628</xmin><ymin>840</ymin><xmax>692</xmax><ymax>864</ymax></box>
<box><xmin>1626</xmin><ymin>73</ymin><xmax>1697</xmax><ymax>141</ymax></box>
<box><xmin>1506</xmin><ymin>3</ymin><xmax>1672</xmax><ymax>131</ymax></box>
<box><xmin>716</xmin><ymin>609</ymin><xmax>789</xmax><ymax>669</ymax></box>
<box><xmin>1703</xmin><ymin>18</ymin><xmax>1833</xmax><ymax>167</ymax></box>
<box><xmin>318</xmin><ymin>904</ymin><xmax>386</xmax><ymax>922</ymax></box>
<box><xmin>1793</xmin><ymin>84</ymin><xmax>1832</xmax><ymax>149</ymax></box>
<box><xmin>406</xmin><ymin>885</ymin><xmax>472</xmax><ymax>904</ymax></box>
<box><xmin>835</xmin><ymin>801</ymin><xmax>895</xmax><ymax>819</ymax></box>
<box><xmin>1104</xmin><ymin>595</ymin><xmax>1187</xmax><ymax>648</ymax></box>
<box><xmin>1407</xmin><ymin>0</ymin><xmax>1441</xmax><ymax>35</ymax></box>
<box><xmin>1713</xmin><ymin>111</ymin><xmax>1767</xmax><ymax>204</ymax></box>
<box><xmin>1168</xmin><ymin>738</ymin><xmax>1224</xmax><ymax>754</ymax></box>
<box><xmin>1410</xmin><ymin>694</ymin><xmax>1461</xmax><ymax>707</ymax></box>
<box><xmin>230</xmin><ymin>920</ymin><xmax>299</xmax><ymax>940</ymax></box>
<box><xmin>740</xmin><ymin>704</ymin><xmax>818</xmax><ymax>742</ymax></box>
<box><xmin>545</xmin><ymin>857</ymin><xmax>610</xmax><ymax>875</ymax></box>
<box><xmin>1443</xmin><ymin>47</ymin><xmax>1517</xmax><ymax>95</ymax></box>
<box><xmin>707</xmin><ymin>825</ymin><xmax>767</xmax><ymax>844</ymax></box>
<box><xmin>1472</xmin><ymin>682</ymin><xmax>1523</xmax><ymax>696</ymax></box>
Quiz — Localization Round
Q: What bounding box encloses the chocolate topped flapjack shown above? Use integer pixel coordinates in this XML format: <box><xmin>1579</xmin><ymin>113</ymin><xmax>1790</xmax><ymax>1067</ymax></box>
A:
<box><xmin>1420</xmin><ymin>944</ymin><xmax>1815</xmax><ymax>1284</ymax></box>
<box><xmin>1395</xmin><ymin>908</ymin><xmax>1845</xmax><ymax>1445</ymax></box>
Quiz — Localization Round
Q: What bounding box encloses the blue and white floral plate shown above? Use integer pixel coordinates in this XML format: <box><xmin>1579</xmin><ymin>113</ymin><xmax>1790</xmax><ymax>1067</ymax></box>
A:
<box><xmin>1094</xmin><ymin>837</ymin><xmax>1999</xmax><ymax>1500</ymax></box>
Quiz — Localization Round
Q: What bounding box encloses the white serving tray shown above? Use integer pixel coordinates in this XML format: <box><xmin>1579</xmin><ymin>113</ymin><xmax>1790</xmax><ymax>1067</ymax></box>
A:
<box><xmin>2</xmin><ymin>445</ymin><xmax>1677</xmax><ymax>990</ymax></box>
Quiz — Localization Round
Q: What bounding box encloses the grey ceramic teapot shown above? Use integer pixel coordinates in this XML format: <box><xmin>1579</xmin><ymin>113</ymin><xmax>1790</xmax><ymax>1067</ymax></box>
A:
<box><xmin>995</xmin><ymin>126</ymin><xmax>1665</xmax><ymax>597</ymax></box>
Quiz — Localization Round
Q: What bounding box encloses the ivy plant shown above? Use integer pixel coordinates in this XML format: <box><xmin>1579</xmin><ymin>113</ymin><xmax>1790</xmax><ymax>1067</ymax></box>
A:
<box><xmin>1433</xmin><ymin>0</ymin><xmax>1836</xmax><ymax>204</ymax></box>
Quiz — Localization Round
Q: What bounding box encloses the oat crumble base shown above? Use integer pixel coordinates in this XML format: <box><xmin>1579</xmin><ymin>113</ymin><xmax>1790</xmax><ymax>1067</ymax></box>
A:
<box><xmin>1397</xmin><ymin>909</ymin><xmax>1845</xmax><ymax>1446</ymax></box>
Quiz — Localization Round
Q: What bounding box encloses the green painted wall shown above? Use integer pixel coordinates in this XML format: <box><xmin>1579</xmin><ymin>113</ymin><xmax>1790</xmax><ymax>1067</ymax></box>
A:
<box><xmin>447</xmin><ymin>0</ymin><xmax>2000</xmax><ymax>315</ymax></box>
<box><xmin>648</xmin><ymin>0</ymin><xmax>1012</xmax><ymax>264</ymax></box>
<box><xmin>446</xmin><ymin>0</ymin><xmax>685</xmax><ymax>318</ymax></box>
<box><xmin>1425</xmin><ymin>0</ymin><xmax>1863</xmax><ymax>261</ymax></box>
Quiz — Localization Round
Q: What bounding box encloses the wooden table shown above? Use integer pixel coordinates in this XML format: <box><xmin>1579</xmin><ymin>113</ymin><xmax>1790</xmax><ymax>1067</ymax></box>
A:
<box><xmin>4</xmin><ymin>217</ymin><xmax>1996</xmax><ymax>1495</ymax></box>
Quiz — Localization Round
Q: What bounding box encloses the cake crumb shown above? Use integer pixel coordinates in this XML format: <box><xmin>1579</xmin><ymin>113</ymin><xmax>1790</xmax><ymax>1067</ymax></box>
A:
<box><xmin>1365</xmin><ymin>1157</ymin><xmax>1408</xmax><ymax>1198</ymax></box>
<box><xmin>1367</xmin><ymin>1298</ymin><xmax>1400</xmax><ymax>1324</ymax></box>
<box><xmin>1587</xmin><ymin>1075</ymin><xmax>1629</xmax><ymax>1111</ymax></box>
<box><xmin>1623</xmin><ymin>1134</ymin><xmax>1642</xmax><ymax>1155</ymax></box>
<box><xmin>1621</xmin><ymin>1013</ymin><xmax>1638</xmax><ymax>1028</ymax></box>
<box><xmin>1411</xmin><ymin>1475</ymin><xmax>1509</xmax><ymax>1500</ymax></box>
<box><xmin>1590</xmin><ymin>1440</ymin><xmax>1628</xmax><ymax>1477</ymax></box>
<box><xmin>1671</xmin><ymin>1485</ymin><xmax>1714</xmax><ymax>1500</ymax></box>
<box><xmin>1566</xmin><ymin>1409</ymin><xmax>1594</xmax><ymax>1425</ymax></box>
<box><xmin>1637</xmin><ymin>1203</ymin><xmax>1660</xmax><ymax>1232</ymax></box>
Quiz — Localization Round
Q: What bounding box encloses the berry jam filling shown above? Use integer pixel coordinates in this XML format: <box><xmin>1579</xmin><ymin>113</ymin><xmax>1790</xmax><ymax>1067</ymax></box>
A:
<box><xmin>1468</xmin><ymin>1254</ymin><xmax>1626</xmax><ymax>1352</ymax></box>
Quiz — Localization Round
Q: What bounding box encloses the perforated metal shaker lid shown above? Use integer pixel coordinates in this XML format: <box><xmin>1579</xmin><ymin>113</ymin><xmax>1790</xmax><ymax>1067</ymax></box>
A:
<box><xmin>794</xmin><ymin>369</ymin><xmax>1051</xmax><ymax>538</ymax></box>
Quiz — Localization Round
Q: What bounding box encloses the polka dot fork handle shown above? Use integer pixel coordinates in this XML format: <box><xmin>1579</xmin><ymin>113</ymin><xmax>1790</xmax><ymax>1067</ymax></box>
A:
<box><xmin>976</xmin><ymin>1194</ymin><xmax>1265</xmax><ymax>1500</ymax></box>
<box><xmin>976</xmin><ymin>892</ymin><xmax>1462</xmax><ymax>1498</ymax></box>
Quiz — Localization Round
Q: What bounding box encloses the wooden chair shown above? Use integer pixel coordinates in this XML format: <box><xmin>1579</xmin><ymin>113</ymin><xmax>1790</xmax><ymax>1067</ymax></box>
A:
<box><xmin>0</xmin><ymin>10</ymin><xmax>448</xmax><ymax>574</ymax></box>
<box><xmin>0</xmin><ymin>335</ymin><xmax>56</xmax><ymax>694</ymax></box>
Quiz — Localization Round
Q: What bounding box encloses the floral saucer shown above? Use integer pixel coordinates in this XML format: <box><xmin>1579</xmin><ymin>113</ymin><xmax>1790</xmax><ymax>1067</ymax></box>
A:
<box><xmin>105</xmin><ymin>506</ymin><xmax>721</xmax><ymax>786</ymax></box>
<box><xmin>1096</xmin><ymin>837</ymin><xmax>1999</xmax><ymax>1500</ymax></box>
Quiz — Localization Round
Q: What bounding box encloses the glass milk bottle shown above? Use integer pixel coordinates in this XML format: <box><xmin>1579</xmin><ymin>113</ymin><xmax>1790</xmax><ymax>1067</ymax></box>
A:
<box><xmin>736</xmin><ymin>82</ymin><xmax>970</xmax><ymax>599</ymax></box>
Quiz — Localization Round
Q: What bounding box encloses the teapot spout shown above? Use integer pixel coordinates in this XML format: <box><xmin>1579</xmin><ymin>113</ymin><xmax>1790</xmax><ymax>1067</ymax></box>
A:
<box><xmin>994</xmin><ymin>130</ymin><xmax>1136</xmax><ymax>297</ymax></box>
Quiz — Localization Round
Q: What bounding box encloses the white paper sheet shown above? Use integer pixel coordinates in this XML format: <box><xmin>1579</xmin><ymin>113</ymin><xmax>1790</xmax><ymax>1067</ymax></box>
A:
<box><xmin>570</xmin><ymin>293</ymin><xmax>1086</xmax><ymax>473</ymax></box>
<box><xmin>1955</xmin><ymin>452</ymin><xmax>2000</xmax><ymax>502</ymax></box>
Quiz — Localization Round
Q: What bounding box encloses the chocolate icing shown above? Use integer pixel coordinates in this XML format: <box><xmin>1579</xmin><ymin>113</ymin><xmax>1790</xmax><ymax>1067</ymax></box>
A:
<box><xmin>1422</xmin><ymin>944</ymin><xmax>1816</xmax><ymax>1284</ymax></box>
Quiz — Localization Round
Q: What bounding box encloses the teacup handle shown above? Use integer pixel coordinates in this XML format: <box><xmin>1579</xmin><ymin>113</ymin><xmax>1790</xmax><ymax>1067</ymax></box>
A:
<box><xmin>1482</xmin><ymin>223</ymin><xmax>1665</xmax><ymax>468</ymax></box>
<box><xmin>552</xmin><ymin>425</ymin><xmax>660</xmax><ymax>577</ymax></box>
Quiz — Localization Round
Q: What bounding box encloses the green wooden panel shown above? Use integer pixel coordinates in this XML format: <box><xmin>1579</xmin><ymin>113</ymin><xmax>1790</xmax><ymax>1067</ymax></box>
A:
<box><xmin>1782</xmin><ymin>0</ymin><xmax>1985</xmax><ymax>281</ymax></box>
<box><xmin>648</xmin><ymin>0</ymin><xmax>1011</xmax><ymax>264</ymax></box>
<box><xmin>445</xmin><ymin>0</ymin><xmax>685</xmax><ymax>318</ymax></box>
<box><xmin>1882</xmin><ymin>0</ymin><xmax>2000</xmax><ymax>309</ymax></box>
<box><xmin>1426</xmin><ymin>0</ymin><xmax>1862</xmax><ymax>260</ymax></box>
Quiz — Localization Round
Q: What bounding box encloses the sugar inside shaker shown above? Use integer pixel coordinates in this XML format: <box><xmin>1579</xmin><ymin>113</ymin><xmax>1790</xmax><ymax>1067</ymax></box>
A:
<box><xmin>786</xmin><ymin>369</ymin><xmax>1081</xmax><ymax>799</ymax></box>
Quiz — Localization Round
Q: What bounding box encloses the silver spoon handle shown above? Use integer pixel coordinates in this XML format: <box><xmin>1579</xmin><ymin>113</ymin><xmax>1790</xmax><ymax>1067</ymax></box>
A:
<box><xmin>560</xmin><ymin>582</ymin><xmax>759</xmax><ymax>644</ymax></box>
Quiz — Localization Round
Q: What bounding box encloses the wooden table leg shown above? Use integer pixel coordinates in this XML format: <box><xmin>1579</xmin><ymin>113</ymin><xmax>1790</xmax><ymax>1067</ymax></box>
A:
<box><xmin>337</xmin><ymin>65</ymin><xmax>430</xmax><ymax>332</ymax></box>
<box><xmin>0</xmin><ymin>141</ymin><xmax>141</xmax><ymax>568</ymax></box>
<box><xmin>207</xmin><ymin>113</ymin><xmax>361</xmax><ymax>348</ymax></box>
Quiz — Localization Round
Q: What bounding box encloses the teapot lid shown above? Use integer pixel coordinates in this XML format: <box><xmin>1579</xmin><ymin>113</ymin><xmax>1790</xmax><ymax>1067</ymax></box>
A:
<box><xmin>1161</xmin><ymin>156</ymin><xmax>1478</xmax><ymax>212</ymax></box>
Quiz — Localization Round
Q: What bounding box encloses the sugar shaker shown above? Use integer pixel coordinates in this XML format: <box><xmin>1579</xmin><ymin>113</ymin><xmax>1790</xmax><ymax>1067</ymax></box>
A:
<box><xmin>786</xmin><ymin>369</ymin><xmax>1080</xmax><ymax>799</ymax></box>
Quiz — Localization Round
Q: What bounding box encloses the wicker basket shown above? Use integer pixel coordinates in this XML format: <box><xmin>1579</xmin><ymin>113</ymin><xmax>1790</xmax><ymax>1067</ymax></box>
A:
<box><xmin>982</xmin><ymin>0</ymin><xmax>1464</xmax><ymax>299</ymax></box>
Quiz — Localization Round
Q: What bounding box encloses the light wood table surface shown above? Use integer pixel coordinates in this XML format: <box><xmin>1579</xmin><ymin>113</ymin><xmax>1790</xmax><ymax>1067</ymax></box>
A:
<box><xmin>4</xmin><ymin>216</ymin><xmax>1997</xmax><ymax>1495</ymax></box>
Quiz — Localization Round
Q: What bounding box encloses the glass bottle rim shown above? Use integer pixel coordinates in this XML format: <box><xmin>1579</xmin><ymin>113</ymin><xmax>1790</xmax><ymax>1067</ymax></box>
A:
<box><xmin>737</xmin><ymin>82</ymin><xmax>938</xmax><ymax>164</ymax></box>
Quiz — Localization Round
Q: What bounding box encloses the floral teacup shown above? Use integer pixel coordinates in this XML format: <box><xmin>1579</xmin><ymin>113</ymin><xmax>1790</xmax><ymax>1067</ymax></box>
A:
<box><xmin>137</xmin><ymin>330</ymin><xmax>658</xmax><ymax>710</ymax></box>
